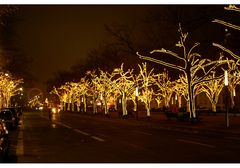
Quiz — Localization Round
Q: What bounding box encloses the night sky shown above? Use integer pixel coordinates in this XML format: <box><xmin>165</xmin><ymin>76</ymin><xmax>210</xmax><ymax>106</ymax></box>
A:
<box><xmin>7</xmin><ymin>5</ymin><xmax>238</xmax><ymax>92</ymax></box>
<box><xmin>12</xmin><ymin>5</ymin><xmax>156</xmax><ymax>90</ymax></box>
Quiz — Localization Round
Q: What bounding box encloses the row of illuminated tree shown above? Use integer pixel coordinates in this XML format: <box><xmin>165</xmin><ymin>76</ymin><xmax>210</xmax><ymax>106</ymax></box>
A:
<box><xmin>50</xmin><ymin>58</ymin><xmax>240</xmax><ymax>118</ymax></box>
<box><xmin>0</xmin><ymin>72</ymin><xmax>23</xmax><ymax>108</ymax></box>
<box><xmin>51</xmin><ymin>5</ymin><xmax>240</xmax><ymax>120</ymax></box>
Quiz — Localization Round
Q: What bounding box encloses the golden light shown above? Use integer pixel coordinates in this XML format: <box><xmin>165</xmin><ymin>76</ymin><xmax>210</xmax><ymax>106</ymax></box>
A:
<box><xmin>224</xmin><ymin>70</ymin><xmax>228</xmax><ymax>86</ymax></box>
<box><xmin>135</xmin><ymin>87</ymin><xmax>139</xmax><ymax>97</ymax></box>
<box><xmin>137</xmin><ymin>24</ymin><xmax>230</xmax><ymax>120</ymax></box>
<box><xmin>51</xmin><ymin>108</ymin><xmax>57</xmax><ymax>114</ymax></box>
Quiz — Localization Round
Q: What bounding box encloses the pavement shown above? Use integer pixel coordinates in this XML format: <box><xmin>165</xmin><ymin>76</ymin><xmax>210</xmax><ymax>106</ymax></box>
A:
<box><xmin>68</xmin><ymin>110</ymin><xmax>240</xmax><ymax>136</ymax></box>
<box><xmin>148</xmin><ymin>112</ymin><xmax>240</xmax><ymax>135</ymax></box>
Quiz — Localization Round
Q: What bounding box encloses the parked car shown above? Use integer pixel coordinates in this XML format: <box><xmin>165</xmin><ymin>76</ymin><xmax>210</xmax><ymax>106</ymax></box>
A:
<box><xmin>4</xmin><ymin>107</ymin><xmax>20</xmax><ymax>126</ymax></box>
<box><xmin>0</xmin><ymin>120</ymin><xmax>9</xmax><ymax>162</ymax></box>
<box><xmin>0</xmin><ymin>109</ymin><xmax>16</xmax><ymax>129</ymax></box>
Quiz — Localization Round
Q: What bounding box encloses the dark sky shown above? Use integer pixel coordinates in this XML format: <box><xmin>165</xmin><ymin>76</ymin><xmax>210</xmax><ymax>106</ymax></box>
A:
<box><xmin>13</xmin><ymin>5</ymin><xmax>156</xmax><ymax>90</ymax></box>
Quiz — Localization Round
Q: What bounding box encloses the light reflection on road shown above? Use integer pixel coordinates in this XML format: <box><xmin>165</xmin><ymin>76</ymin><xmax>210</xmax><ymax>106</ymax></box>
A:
<box><xmin>51</xmin><ymin>114</ymin><xmax>59</xmax><ymax>128</ymax></box>
<box><xmin>51</xmin><ymin>123</ymin><xmax>57</xmax><ymax>128</ymax></box>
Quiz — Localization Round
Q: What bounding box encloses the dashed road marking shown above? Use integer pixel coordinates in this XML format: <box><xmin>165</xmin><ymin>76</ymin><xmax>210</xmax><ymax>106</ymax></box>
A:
<box><xmin>177</xmin><ymin>139</ymin><xmax>216</xmax><ymax>148</ymax></box>
<box><xmin>60</xmin><ymin>123</ymin><xmax>72</xmax><ymax>129</ymax></box>
<box><xmin>73</xmin><ymin>129</ymin><xmax>90</xmax><ymax>136</ymax></box>
<box><xmin>40</xmin><ymin>114</ymin><xmax>105</xmax><ymax>142</ymax></box>
<box><xmin>91</xmin><ymin>136</ymin><xmax>105</xmax><ymax>142</ymax></box>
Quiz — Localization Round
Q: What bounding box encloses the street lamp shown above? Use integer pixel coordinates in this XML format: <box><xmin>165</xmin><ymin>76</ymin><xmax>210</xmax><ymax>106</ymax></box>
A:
<box><xmin>224</xmin><ymin>70</ymin><xmax>229</xmax><ymax>128</ymax></box>
<box><xmin>135</xmin><ymin>86</ymin><xmax>139</xmax><ymax>120</ymax></box>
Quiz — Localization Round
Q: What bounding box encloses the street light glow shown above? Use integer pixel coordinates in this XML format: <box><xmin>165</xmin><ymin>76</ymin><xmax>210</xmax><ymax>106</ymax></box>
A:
<box><xmin>225</xmin><ymin>70</ymin><xmax>228</xmax><ymax>86</ymax></box>
<box><xmin>135</xmin><ymin>87</ymin><xmax>138</xmax><ymax>97</ymax></box>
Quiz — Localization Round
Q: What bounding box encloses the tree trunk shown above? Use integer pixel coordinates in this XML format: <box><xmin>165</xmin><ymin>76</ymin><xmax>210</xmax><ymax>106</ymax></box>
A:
<box><xmin>230</xmin><ymin>90</ymin><xmax>235</xmax><ymax>109</ymax></box>
<box><xmin>178</xmin><ymin>95</ymin><xmax>182</xmax><ymax>108</ymax></box>
<box><xmin>83</xmin><ymin>95</ymin><xmax>87</xmax><ymax>113</ymax></box>
<box><xmin>6</xmin><ymin>97</ymin><xmax>10</xmax><ymax>107</ymax></box>
<box><xmin>103</xmin><ymin>97</ymin><xmax>108</xmax><ymax>115</ymax></box>
<box><xmin>122</xmin><ymin>92</ymin><xmax>128</xmax><ymax>116</ymax></box>
<box><xmin>72</xmin><ymin>101</ymin><xmax>75</xmax><ymax>112</ymax></box>
<box><xmin>114</xmin><ymin>99</ymin><xmax>118</xmax><ymax>111</ymax></box>
<box><xmin>93</xmin><ymin>94</ymin><xmax>97</xmax><ymax>114</ymax></box>
<box><xmin>186</xmin><ymin>65</ymin><xmax>196</xmax><ymax>119</ymax></box>
<box><xmin>67</xmin><ymin>100</ymin><xmax>71</xmax><ymax>111</ymax></box>
<box><xmin>146</xmin><ymin>101</ymin><xmax>151</xmax><ymax>117</ymax></box>
<box><xmin>133</xmin><ymin>99</ymin><xmax>137</xmax><ymax>111</ymax></box>
<box><xmin>61</xmin><ymin>101</ymin><xmax>64</xmax><ymax>111</ymax></box>
<box><xmin>212</xmin><ymin>101</ymin><xmax>217</xmax><ymax>112</ymax></box>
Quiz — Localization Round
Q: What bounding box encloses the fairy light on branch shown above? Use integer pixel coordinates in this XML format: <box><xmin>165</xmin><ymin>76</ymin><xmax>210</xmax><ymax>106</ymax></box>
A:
<box><xmin>137</xmin><ymin>23</ymin><xmax>231</xmax><ymax>120</ymax></box>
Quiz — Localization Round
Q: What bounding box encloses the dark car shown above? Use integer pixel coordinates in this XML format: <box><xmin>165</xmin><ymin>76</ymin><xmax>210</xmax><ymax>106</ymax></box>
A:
<box><xmin>4</xmin><ymin>107</ymin><xmax>21</xmax><ymax>126</ymax></box>
<box><xmin>0</xmin><ymin>109</ymin><xmax>16</xmax><ymax>129</ymax></box>
<box><xmin>0</xmin><ymin>120</ymin><xmax>9</xmax><ymax>162</ymax></box>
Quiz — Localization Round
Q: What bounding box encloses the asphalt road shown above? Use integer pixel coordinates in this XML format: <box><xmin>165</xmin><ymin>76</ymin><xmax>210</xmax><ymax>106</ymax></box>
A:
<box><xmin>5</xmin><ymin>111</ymin><xmax>240</xmax><ymax>163</ymax></box>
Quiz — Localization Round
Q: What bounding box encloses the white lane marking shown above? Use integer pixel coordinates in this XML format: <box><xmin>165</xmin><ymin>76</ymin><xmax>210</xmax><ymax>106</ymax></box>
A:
<box><xmin>40</xmin><ymin>114</ymin><xmax>105</xmax><ymax>142</ymax></box>
<box><xmin>177</xmin><ymin>139</ymin><xmax>216</xmax><ymax>148</ymax></box>
<box><xmin>91</xmin><ymin>136</ymin><xmax>105</xmax><ymax>142</ymax></box>
<box><xmin>135</xmin><ymin>131</ymin><xmax>153</xmax><ymax>136</ymax></box>
<box><xmin>55</xmin><ymin>122</ymin><xmax>105</xmax><ymax>142</ymax></box>
<box><xmin>60</xmin><ymin>123</ymin><xmax>72</xmax><ymax>129</ymax></box>
<box><xmin>16</xmin><ymin>120</ymin><xmax>24</xmax><ymax>156</ymax></box>
<box><xmin>73</xmin><ymin>129</ymin><xmax>90</xmax><ymax>136</ymax></box>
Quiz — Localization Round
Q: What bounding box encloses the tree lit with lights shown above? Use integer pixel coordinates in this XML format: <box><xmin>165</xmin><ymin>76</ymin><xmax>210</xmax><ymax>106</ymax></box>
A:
<box><xmin>0</xmin><ymin>73</ymin><xmax>23</xmax><ymax>108</ymax></box>
<box><xmin>137</xmin><ymin>24</ymin><xmax>230</xmax><ymax>121</ymax></box>
<box><xmin>113</xmin><ymin>64</ymin><xmax>136</xmax><ymax>117</ymax></box>
<box><xmin>138</xmin><ymin>62</ymin><xmax>155</xmax><ymax>118</ymax></box>
<box><xmin>200</xmin><ymin>71</ymin><xmax>224</xmax><ymax>112</ymax></box>
<box><xmin>154</xmin><ymin>69</ymin><xmax>175</xmax><ymax>108</ymax></box>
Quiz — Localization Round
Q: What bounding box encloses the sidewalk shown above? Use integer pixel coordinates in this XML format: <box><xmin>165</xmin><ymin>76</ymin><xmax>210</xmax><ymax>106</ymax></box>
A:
<box><xmin>63</xmin><ymin>110</ymin><xmax>240</xmax><ymax>135</ymax></box>
<box><xmin>149</xmin><ymin>112</ymin><xmax>240</xmax><ymax>135</ymax></box>
<box><xmin>98</xmin><ymin>111</ymin><xmax>240</xmax><ymax>135</ymax></box>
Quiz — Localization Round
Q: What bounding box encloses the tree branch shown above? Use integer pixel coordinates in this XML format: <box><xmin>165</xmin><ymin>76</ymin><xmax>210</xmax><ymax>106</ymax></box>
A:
<box><xmin>137</xmin><ymin>52</ymin><xmax>185</xmax><ymax>71</ymax></box>
<box><xmin>213</xmin><ymin>43</ymin><xmax>240</xmax><ymax>60</ymax></box>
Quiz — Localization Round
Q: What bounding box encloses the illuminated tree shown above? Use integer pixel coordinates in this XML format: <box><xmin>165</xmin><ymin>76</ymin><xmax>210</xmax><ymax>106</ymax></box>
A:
<box><xmin>154</xmin><ymin>69</ymin><xmax>175</xmax><ymax>108</ymax></box>
<box><xmin>76</xmin><ymin>77</ymin><xmax>90</xmax><ymax>113</ymax></box>
<box><xmin>138</xmin><ymin>62</ymin><xmax>155</xmax><ymax>118</ymax></box>
<box><xmin>155</xmin><ymin>96</ymin><xmax>162</xmax><ymax>108</ymax></box>
<box><xmin>137</xmin><ymin>24</ymin><xmax>229</xmax><ymax>121</ymax></box>
<box><xmin>96</xmin><ymin>69</ymin><xmax>117</xmax><ymax>115</ymax></box>
<box><xmin>212</xmin><ymin>5</ymin><xmax>240</xmax><ymax>62</ymax></box>
<box><xmin>28</xmin><ymin>94</ymin><xmax>42</xmax><ymax>108</ymax></box>
<box><xmin>50</xmin><ymin>87</ymin><xmax>67</xmax><ymax>111</ymax></box>
<box><xmin>0</xmin><ymin>73</ymin><xmax>23</xmax><ymax>107</ymax></box>
<box><xmin>213</xmin><ymin>5</ymin><xmax>240</xmax><ymax>31</ymax></box>
<box><xmin>173</xmin><ymin>77</ymin><xmax>187</xmax><ymax>108</ymax></box>
<box><xmin>87</xmin><ymin>70</ymin><xmax>99</xmax><ymax>114</ymax></box>
<box><xmin>59</xmin><ymin>82</ymin><xmax>76</xmax><ymax>111</ymax></box>
<box><xmin>128</xmin><ymin>86</ymin><xmax>140</xmax><ymax>112</ymax></box>
<box><xmin>200</xmin><ymin>72</ymin><xmax>224</xmax><ymax>112</ymax></box>
<box><xmin>212</xmin><ymin>5</ymin><xmax>240</xmax><ymax>108</ymax></box>
<box><xmin>224</xmin><ymin>61</ymin><xmax>240</xmax><ymax>108</ymax></box>
<box><xmin>113</xmin><ymin>64</ymin><xmax>136</xmax><ymax>117</ymax></box>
